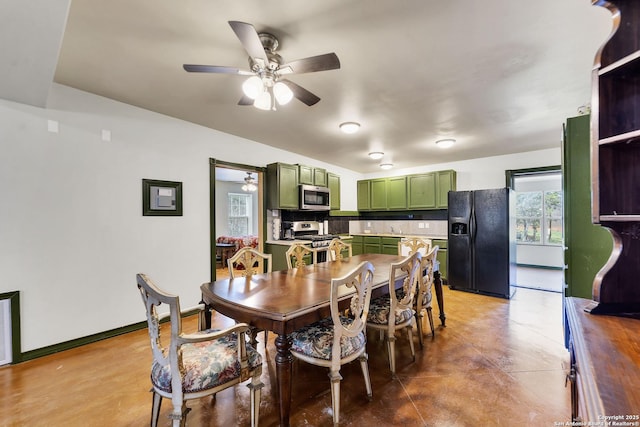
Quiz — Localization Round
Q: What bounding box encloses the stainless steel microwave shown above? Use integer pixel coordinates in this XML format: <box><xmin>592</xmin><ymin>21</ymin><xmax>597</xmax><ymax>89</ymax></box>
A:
<box><xmin>299</xmin><ymin>184</ymin><xmax>330</xmax><ymax>210</ymax></box>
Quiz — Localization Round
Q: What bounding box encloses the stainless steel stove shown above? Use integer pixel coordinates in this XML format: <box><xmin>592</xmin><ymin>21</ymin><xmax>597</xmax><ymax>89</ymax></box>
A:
<box><xmin>290</xmin><ymin>221</ymin><xmax>337</xmax><ymax>248</ymax></box>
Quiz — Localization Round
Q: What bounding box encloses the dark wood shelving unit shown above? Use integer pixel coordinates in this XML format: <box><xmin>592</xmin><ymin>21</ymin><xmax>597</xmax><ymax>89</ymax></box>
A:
<box><xmin>589</xmin><ymin>0</ymin><xmax>640</xmax><ymax>315</ymax></box>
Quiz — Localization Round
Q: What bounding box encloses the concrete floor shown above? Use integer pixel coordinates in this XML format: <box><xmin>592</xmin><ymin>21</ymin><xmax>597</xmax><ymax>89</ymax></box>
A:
<box><xmin>1</xmin><ymin>283</ymin><xmax>570</xmax><ymax>426</ymax></box>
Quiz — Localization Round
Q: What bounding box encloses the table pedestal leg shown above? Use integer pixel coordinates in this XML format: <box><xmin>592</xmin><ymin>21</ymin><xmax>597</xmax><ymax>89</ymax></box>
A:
<box><xmin>434</xmin><ymin>271</ymin><xmax>446</xmax><ymax>326</ymax></box>
<box><xmin>275</xmin><ymin>333</ymin><xmax>293</xmax><ymax>427</ymax></box>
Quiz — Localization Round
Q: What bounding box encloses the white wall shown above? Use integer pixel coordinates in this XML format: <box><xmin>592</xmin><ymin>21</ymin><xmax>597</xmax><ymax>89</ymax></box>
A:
<box><xmin>0</xmin><ymin>84</ymin><xmax>359</xmax><ymax>352</ymax></box>
<box><xmin>0</xmin><ymin>83</ymin><xmax>562</xmax><ymax>352</ymax></box>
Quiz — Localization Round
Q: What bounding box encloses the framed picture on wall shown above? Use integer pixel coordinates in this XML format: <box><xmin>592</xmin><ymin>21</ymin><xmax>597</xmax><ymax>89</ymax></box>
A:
<box><xmin>142</xmin><ymin>179</ymin><xmax>183</xmax><ymax>216</ymax></box>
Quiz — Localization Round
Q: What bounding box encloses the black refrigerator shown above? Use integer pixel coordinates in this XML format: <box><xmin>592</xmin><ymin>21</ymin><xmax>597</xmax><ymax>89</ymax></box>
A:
<box><xmin>447</xmin><ymin>188</ymin><xmax>516</xmax><ymax>299</ymax></box>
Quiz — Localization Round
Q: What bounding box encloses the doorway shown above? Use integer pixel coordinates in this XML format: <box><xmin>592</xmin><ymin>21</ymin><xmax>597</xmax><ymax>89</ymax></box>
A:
<box><xmin>506</xmin><ymin>167</ymin><xmax>564</xmax><ymax>292</ymax></box>
<box><xmin>209</xmin><ymin>159</ymin><xmax>266</xmax><ymax>281</ymax></box>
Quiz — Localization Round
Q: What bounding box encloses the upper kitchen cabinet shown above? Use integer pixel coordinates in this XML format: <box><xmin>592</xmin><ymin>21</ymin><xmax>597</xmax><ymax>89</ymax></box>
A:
<box><xmin>357</xmin><ymin>180</ymin><xmax>371</xmax><ymax>211</ymax></box>
<box><xmin>436</xmin><ymin>170</ymin><xmax>456</xmax><ymax>208</ymax></box>
<box><xmin>327</xmin><ymin>172</ymin><xmax>341</xmax><ymax>210</ymax></box>
<box><xmin>266</xmin><ymin>162</ymin><xmax>299</xmax><ymax>210</ymax></box>
<box><xmin>297</xmin><ymin>164</ymin><xmax>327</xmax><ymax>187</ymax></box>
<box><xmin>407</xmin><ymin>173</ymin><xmax>436</xmax><ymax>209</ymax></box>
<box><xmin>587</xmin><ymin>0</ymin><xmax>640</xmax><ymax>314</ymax></box>
<box><xmin>387</xmin><ymin>176</ymin><xmax>408</xmax><ymax>210</ymax></box>
<box><xmin>358</xmin><ymin>169</ymin><xmax>455</xmax><ymax>212</ymax></box>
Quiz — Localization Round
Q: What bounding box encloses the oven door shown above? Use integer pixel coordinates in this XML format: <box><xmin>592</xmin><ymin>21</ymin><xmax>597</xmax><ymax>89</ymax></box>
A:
<box><xmin>300</xmin><ymin>185</ymin><xmax>330</xmax><ymax>210</ymax></box>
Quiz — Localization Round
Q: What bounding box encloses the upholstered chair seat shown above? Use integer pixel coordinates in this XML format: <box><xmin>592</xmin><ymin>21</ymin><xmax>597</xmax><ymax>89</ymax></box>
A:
<box><xmin>367</xmin><ymin>296</ymin><xmax>415</xmax><ymax>325</ymax></box>
<box><xmin>290</xmin><ymin>316</ymin><xmax>366</xmax><ymax>361</ymax></box>
<box><xmin>151</xmin><ymin>330</ymin><xmax>262</xmax><ymax>394</ymax></box>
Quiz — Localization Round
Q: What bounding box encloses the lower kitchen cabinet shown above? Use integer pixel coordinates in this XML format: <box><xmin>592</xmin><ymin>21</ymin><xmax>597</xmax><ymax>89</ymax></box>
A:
<box><xmin>264</xmin><ymin>243</ymin><xmax>289</xmax><ymax>271</ymax></box>
<box><xmin>381</xmin><ymin>237</ymin><xmax>400</xmax><ymax>255</ymax></box>
<box><xmin>351</xmin><ymin>235</ymin><xmax>364</xmax><ymax>255</ymax></box>
<box><xmin>433</xmin><ymin>239</ymin><xmax>447</xmax><ymax>280</ymax></box>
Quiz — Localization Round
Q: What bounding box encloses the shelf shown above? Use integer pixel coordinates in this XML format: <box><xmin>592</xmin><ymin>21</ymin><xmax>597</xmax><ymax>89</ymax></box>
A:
<box><xmin>599</xmin><ymin>128</ymin><xmax>640</xmax><ymax>145</ymax></box>
<box><xmin>600</xmin><ymin>214</ymin><xmax>640</xmax><ymax>221</ymax></box>
<box><xmin>599</xmin><ymin>49</ymin><xmax>640</xmax><ymax>77</ymax></box>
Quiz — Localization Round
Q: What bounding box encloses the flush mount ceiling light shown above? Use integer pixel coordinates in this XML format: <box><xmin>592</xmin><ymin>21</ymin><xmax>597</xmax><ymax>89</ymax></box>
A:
<box><xmin>379</xmin><ymin>163</ymin><xmax>394</xmax><ymax>170</ymax></box>
<box><xmin>368</xmin><ymin>151</ymin><xmax>384</xmax><ymax>160</ymax></box>
<box><xmin>435</xmin><ymin>138</ymin><xmax>456</xmax><ymax>148</ymax></box>
<box><xmin>339</xmin><ymin>122</ymin><xmax>360</xmax><ymax>134</ymax></box>
<box><xmin>242</xmin><ymin>172</ymin><xmax>257</xmax><ymax>192</ymax></box>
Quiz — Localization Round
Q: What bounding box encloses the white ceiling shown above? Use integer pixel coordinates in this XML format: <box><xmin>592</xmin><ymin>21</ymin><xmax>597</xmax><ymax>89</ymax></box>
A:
<box><xmin>2</xmin><ymin>1</ymin><xmax>612</xmax><ymax>173</ymax></box>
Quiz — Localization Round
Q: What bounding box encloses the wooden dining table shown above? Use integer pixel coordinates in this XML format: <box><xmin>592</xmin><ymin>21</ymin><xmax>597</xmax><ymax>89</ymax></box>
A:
<box><xmin>200</xmin><ymin>253</ymin><xmax>446</xmax><ymax>427</ymax></box>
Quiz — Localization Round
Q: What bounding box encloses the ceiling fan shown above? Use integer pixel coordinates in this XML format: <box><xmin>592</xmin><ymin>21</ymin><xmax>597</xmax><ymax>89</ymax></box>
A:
<box><xmin>183</xmin><ymin>21</ymin><xmax>340</xmax><ymax>110</ymax></box>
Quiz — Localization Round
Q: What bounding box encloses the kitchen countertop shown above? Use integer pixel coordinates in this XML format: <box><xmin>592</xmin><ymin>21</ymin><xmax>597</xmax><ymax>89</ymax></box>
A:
<box><xmin>349</xmin><ymin>233</ymin><xmax>447</xmax><ymax>240</ymax></box>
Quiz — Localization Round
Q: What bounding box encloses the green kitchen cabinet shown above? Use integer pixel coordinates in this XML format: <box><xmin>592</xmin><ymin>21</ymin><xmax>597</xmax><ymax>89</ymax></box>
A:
<box><xmin>563</xmin><ymin>115</ymin><xmax>612</xmax><ymax>298</ymax></box>
<box><xmin>436</xmin><ymin>170</ymin><xmax>457</xmax><ymax>208</ymax></box>
<box><xmin>432</xmin><ymin>239</ymin><xmax>447</xmax><ymax>280</ymax></box>
<box><xmin>381</xmin><ymin>237</ymin><xmax>400</xmax><ymax>255</ymax></box>
<box><xmin>407</xmin><ymin>173</ymin><xmax>436</xmax><ymax>209</ymax></box>
<box><xmin>264</xmin><ymin>243</ymin><xmax>289</xmax><ymax>271</ymax></box>
<box><xmin>298</xmin><ymin>164</ymin><xmax>327</xmax><ymax>187</ymax></box>
<box><xmin>364</xmin><ymin>236</ymin><xmax>381</xmax><ymax>254</ymax></box>
<box><xmin>351</xmin><ymin>235</ymin><xmax>364</xmax><ymax>255</ymax></box>
<box><xmin>327</xmin><ymin>172</ymin><xmax>341</xmax><ymax>210</ymax></box>
<box><xmin>370</xmin><ymin>179</ymin><xmax>388</xmax><ymax>210</ymax></box>
<box><xmin>387</xmin><ymin>177</ymin><xmax>407</xmax><ymax>210</ymax></box>
<box><xmin>266</xmin><ymin>162</ymin><xmax>299</xmax><ymax>210</ymax></box>
<box><xmin>357</xmin><ymin>180</ymin><xmax>371</xmax><ymax>211</ymax></box>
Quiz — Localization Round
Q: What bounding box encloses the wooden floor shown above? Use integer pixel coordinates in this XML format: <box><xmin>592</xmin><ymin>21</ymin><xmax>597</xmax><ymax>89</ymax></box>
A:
<box><xmin>0</xmin><ymin>285</ymin><xmax>571</xmax><ymax>426</ymax></box>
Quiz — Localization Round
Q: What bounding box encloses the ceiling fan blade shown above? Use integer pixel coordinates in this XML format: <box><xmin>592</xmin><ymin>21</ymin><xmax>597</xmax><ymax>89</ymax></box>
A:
<box><xmin>280</xmin><ymin>79</ymin><xmax>321</xmax><ymax>106</ymax></box>
<box><xmin>238</xmin><ymin>95</ymin><xmax>254</xmax><ymax>106</ymax></box>
<box><xmin>183</xmin><ymin>64</ymin><xmax>254</xmax><ymax>75</ymax></box>
<box><xmin>280</xmin><ymin>53</ymin><xmax>340</xmax><ymax>74</ymax></box>
<box><xmin>228</xmin><ymin>21</ymin><xmax>269</xmax><ymax>65</ymax></box>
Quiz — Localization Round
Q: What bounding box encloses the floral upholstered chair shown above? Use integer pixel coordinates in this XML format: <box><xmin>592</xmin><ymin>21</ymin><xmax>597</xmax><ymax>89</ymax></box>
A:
<box><xmin>285</xmin><ymin>243</ymin><xmax>318</xmax><ymax>269</ymax></box>
<box><xmin>136</xmin><ymin>274</ymin><xmax>263</xmax><ymax>427</ymax></box>
<box><xmin>328</xmin><ymin>238</ymin><xmax>353</xmax><ymax>261</ymax></box>
<box><xmin>289</xmin><ymin>261</ymin><xmax>375</xmax><ymax>425</ymax></box>
<box><xmin>366</xmin><ymin>251</ymin><xmax>422</xmax><ymax>375</ymax></box>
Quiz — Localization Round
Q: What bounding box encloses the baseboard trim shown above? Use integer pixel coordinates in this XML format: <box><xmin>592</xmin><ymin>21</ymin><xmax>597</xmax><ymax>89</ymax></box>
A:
<box><xmin>19</xmin><ymin>308</ymin><xmax>201</xmax><ymax>363</ymax></box>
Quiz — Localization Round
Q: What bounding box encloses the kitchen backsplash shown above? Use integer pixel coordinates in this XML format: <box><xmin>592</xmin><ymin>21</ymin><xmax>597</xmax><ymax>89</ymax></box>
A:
<box><xmin>349</xmin><ymin>220</ymin><xmax>447</xmax><ymax>238</ymax></box>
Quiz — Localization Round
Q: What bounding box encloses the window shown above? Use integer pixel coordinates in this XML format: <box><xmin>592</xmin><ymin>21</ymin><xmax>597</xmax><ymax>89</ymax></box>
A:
<box><xmin>228</xmin><ymin>193</ymin><xmax>252</xmax><ymax>236</ymax></box>
<box><xmin>515</xmin><ymin>190</ymin><xmax>563</xmax><ymax>245</ymax></box>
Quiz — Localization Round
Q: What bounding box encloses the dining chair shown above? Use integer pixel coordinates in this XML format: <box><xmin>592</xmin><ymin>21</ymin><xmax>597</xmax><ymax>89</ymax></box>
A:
<box><xmin>289</xmin><ymin>261</ymin><xmax>375</xmax><ymax>425</ymax></box>
<box><xmin>397</xmin><ymin>237</ymin><xmax>432</xmax><ymax>256</ymax></box>
<box><xmin>285</xmin><ymin>242</ymin><xmax>318</xmax><ymax>269</ymax></box>
<box><xmin>227</xmin><ymin>247</ymin><xmax>273</xmax><ymax>277</ymax></box>
<box><xmin>227</xmin><ymin>247</ymin><xmax>272</xmax><ymax>346</ymax></box>
<box><xmin>414</xmin><ymin>245</ymin><xmax>439</xmax><ymax>346</ymax></box>
<box><xmin>366</xmin><ymin>251</ymin><xmax>422</xmax><ymax>375</ymax></box>
<box><xmin>136</xmin><ymin>273</ymin><xmax>263</xmax><ymax>427</ymax></box>
<box><xmin>328</xmin><ymin>238</ymin><xmax>353</xmax><ymax>261</ymax></box>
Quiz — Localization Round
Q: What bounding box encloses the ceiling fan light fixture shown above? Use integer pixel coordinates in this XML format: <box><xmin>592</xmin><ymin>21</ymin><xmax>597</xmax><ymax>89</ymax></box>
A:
<box><xmin>273</xmin><ymin>82</ymin><xmax>293</xmax><ymax>105</ymax></box>
<box><xmin>435</xmin><ymin>138</ymin><xmax>455</xmax><ymax>148</ymax></box>
<box><xmin>254</xmin><ymin>90</ymin><xmax>272</xmax><ymax>110</ymax></box>
<box><xmin>242</xmin><ymin>172</ymin><xmax>257</xmax><ymax>192</ymax></box>
<box><xmin>339</xmin><ymin>122</ymin><xmax>360</xmax><ymax>134</ymax></box>
<box><xmin>379</xmin><ymin>163</ymin><xmax>393</xmax><ymax>170</ymax></box>
<box><xmin>368</xmin><ymin>151</ymin><xmax>384</xmax><ymax>160</ymax></box>
<box><xmin>242</xmin><ymin>76</ymin><xmax>264</xmax><ymax>99</ymax></box>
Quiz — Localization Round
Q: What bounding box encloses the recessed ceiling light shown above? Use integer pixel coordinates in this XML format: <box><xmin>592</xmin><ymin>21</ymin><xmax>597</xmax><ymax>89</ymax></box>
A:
<box><xmin>368</xmin><ymin>151</ymin><xmax>384</xmax><ymax>160</ymax></box>
<box><xmin>339</xmin><ymin>122</ymin><xmax>360</xmax><ymax>134</ymax></box>
<box><xmin>379</xmin><ymin>163</ymin><xmax>393</xmax><ymax>170</ymax></box>
<box><xmin>435</xmin><ymin>138</ymin><xmax>455</xmax><ymax>148</ymax></box>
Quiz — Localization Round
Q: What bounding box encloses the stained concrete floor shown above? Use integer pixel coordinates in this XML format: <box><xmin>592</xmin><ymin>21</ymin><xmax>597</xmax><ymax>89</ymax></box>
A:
<box><xmin>1</xmin><ymin>285</ymin><xmax>570</xmax><ymax>426</ymax></box>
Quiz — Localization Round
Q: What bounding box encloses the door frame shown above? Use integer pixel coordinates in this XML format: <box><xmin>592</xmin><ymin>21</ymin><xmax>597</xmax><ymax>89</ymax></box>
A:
<box><xmin>209</xmin><ymin>159</ymin><xmax>266</xmax><ymax>282</ymax></box>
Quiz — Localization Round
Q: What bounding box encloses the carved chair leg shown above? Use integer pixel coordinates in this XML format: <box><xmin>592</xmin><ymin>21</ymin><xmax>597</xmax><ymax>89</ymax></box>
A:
<box><xmin>427</xmin><ymin>307</ymin><xmax>435</xmax><ymax>336</ymax></box>
<box><xmin>247</xmin><ymin>374</ymin><xmax>264</xmax><ymax>427</ymax></box>
<box><xmin>328</xmin><ymin>370</ymin><xmax>343</xmax><ymax>425</ymax></box>
<box><xmin>387</xmin><ymin>334</ymin><xmax>396</xmax><ymax>375</ymax></box>
<box><xmin>151</xmin><ymin>391</ymin><xmax>162</xmax><ymax>427</ymax></box>
<box><xmin>407</xmin><ymin>325</ymin><xmax>415</xmax><ymax>361</ymax></box>
<box><xmin>358</xmin><ymin>353</ymin><xmax>373</xmax><ymax>399</ymax></box>
<box><xmin>415</xmin><ymin>311</ymin><xmax>424</xmax><ymax>349</ymax></box>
